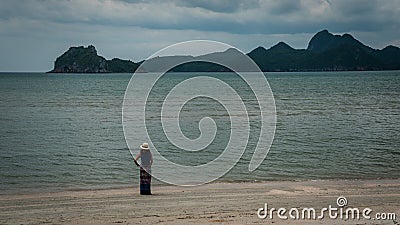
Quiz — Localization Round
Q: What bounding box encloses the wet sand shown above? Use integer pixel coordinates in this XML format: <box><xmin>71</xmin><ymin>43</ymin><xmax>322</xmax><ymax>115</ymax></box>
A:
<box><xmin>0</xmin><ymin>179</ymin><xmax>399</xmax><ymax>224</ymax></box>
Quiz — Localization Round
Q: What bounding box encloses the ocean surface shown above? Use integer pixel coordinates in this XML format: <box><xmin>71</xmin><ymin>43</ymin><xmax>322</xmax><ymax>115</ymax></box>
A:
<box><xmin>0</xmin><ymin>71</ymin><xmax>399</xmax><ymax>193</ymax></box>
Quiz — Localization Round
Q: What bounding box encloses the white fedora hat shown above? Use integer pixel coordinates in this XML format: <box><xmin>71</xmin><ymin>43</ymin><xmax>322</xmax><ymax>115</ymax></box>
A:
<box><xmin>140</xmin><ymin>142</ymin><xmax>149</xmax><ymax>150</ymax></box>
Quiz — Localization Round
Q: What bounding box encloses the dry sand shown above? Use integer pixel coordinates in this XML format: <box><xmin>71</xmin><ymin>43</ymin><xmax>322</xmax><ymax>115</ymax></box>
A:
<box><xmin>0</xmin><ymin>179</ymin><xmax>399</xmax><ymax>225</ymax></box>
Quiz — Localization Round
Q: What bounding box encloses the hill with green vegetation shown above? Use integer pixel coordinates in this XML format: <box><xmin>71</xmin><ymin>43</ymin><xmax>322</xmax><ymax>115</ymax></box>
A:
<box><xmin>247</xmin><ymin>30</ymin><xmax>400</xmax><ymax>71</ymax></box>
<box><xmin>49</xmin><ymin>30</ymin><xmax>400</xmax><ymax>73</ymax></box>
<box><xmin>48</xmin><ymin>45</ymin><xmax>139</xmax><ymax>73</ymax></box>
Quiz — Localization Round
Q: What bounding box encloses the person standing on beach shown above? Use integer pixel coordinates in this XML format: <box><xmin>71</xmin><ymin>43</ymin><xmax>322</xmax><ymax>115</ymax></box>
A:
<box><xmin>134</xmin><ymin>143</ymin><xmax>153</xmax><ymax>195</ymax></box>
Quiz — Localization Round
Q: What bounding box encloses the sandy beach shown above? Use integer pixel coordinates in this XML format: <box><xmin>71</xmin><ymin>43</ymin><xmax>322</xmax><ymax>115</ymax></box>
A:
<box><xmin>0</xmin><ymin>179</ymin><xmax>399</xmax><ymax>225</ymax></box>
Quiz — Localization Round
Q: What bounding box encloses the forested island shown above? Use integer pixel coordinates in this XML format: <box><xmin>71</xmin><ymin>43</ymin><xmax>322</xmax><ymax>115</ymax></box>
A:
<box><xmin>48</xmin><ymin>30</ymin><xmax>400</xmax><ymax>73</ymax></box>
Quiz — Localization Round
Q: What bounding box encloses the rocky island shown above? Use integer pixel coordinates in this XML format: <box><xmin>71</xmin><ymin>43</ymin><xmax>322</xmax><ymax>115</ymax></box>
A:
<box><xmin>48</xmin><ymin>45</ymin><xmax>139</xmax><ymax>73</ymax></box>
<box><xmin>48</xmin><ymin>30</ymin><xmax>400</xmax><ymax>73</ymax></box>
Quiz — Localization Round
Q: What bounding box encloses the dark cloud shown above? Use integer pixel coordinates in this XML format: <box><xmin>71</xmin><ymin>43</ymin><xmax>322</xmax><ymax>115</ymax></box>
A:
<box><xmin>175</xmin><ymin>0</ymin><xmax>260</xmax><ymax>13</ymax></box>
<box><xmin>333</xmin><ymin>0</ymin><xmax>378</xmax><ymax>15</ymax></box>
<box><xmin>1</xmin><ymin>0</ymin><xmax>399</xmax><ymax>35</ymax></box>
<box><xmin>267</xmin><ymin>0</ymin><xmax>302</xmax><ymax>15</ymax></box>
<box><xmin>118</xmin><ymin>0</ymin><xmax>261</xmax><ymax>13</ymax></box>
<box><xmin>0</xmin><ymin>0</ymin><xmax>399</xmax><ymax>71</ymax></box>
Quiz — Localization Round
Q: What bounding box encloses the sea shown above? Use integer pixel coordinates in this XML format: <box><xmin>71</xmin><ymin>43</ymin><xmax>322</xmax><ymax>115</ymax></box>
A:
<box><xmin>0</xmin><ymin>71</ymin><xmax>399</xmax><ymax>193</ymax></box>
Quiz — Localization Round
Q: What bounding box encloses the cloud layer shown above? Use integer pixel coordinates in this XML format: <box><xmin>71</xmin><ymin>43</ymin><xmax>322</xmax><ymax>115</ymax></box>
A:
<box><xmin>0</xmin><ymin>0</ymin><xmax>399</xmax><ymax>71</ymax></box>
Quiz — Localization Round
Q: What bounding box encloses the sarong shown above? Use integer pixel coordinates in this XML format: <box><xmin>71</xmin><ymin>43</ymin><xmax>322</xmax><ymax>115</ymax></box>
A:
<box><xmin>140</xmin><ymin>167</ymin><xmax>151</xmax><ymax>195</ymax></box>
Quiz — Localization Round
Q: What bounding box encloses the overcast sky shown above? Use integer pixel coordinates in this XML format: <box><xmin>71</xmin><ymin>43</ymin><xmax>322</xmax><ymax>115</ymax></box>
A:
<box><xmin>0</xmin><ymin>0</ymin><xmax>399</xmax><ymax>72</ymax></box>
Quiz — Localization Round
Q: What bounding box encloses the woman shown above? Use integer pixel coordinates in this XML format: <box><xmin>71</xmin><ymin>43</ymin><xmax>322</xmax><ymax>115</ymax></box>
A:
<box><xmin>134</xmin><ymin>142</ymin><xmax>153</xmax><ymax>195</ymax></box>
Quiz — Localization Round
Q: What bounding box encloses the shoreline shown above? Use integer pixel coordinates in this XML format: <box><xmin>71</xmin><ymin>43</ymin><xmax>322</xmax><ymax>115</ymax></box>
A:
<box><xmin>3</xmin><ymin>177</ymin><xmax>400</xmax><ymax>196</ymax></box>
<box><xmin>1</xmin><ymin>179</ymin><xmax>399</xmax><ymax>224</ymax></box>
<box><xmin>2</xmin><ymin>70</ymin><xmax>400</xmax><ymax>74</ymax></box>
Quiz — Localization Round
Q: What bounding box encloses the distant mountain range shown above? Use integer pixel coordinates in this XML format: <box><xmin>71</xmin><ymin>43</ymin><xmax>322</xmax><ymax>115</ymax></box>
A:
<box><xmin>249</xmin><ymin>30</ymin><xmax>400</xmax><ymax>71</ymax></box>
<box><xmin>48</xmin><ymin>30</ymin><xmax>400</xmax><ymax>73</ymax></box>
